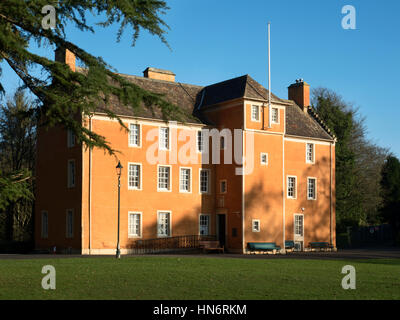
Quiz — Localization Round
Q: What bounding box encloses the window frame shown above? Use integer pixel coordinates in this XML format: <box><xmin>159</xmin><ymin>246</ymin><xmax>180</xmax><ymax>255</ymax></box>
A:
<box><xmin>306</xmin><ymin>143</ymin><xmax>315</xmax><ymax>164</ymax></box>
<box><xmin>66</xmin><ymin>209</ymin><xmax>74</xmax><ymax>239</ymax></box>
<box><xmin>179</xmin><ymin>167</ymin><xmax>192</xmax><ymax>193</ymax></box>
<box><xmin>197</xmin><ymin>130</ymin><xmax>204</xmax><ymax>153</ymax></box>
<box><xmin>251</xmin><ymin>105</ymin><xmax>261</xmax><ymax>122</ymax></box>
<box><xmin>67</xmin><ymin>159</ymin><xmax>76</xmax><ymax>188</ymax></box>
<box><xmin>41</xmin><ymin>210</ymin><xmax>48</xmax><ymax>239</ymax></box>
<box><xmin>159</xmin><ymin>127</ymin><xmax>170</xmax><ymax>151</ymax></box>
<box><xmin>128</xmin><ymin>123</ymin><xmax>141</xmax><ymax>148</ymax></box>
<box><xmin>128</xmin><ymin>162</ymin><xmax>142</xmax><ymax>190</ymax></box>
<box><xmin>157</xmin><ymin>210</ymin><xmax>172</xmax><ymax>238</ymax></box>
<box><xmin>252</xmin><ymin>219</ymin><xmax>260</xmax><ymax>232</ymax></box>
<box><xmin>307</xmin><ymin>177</ymin><xmax>317</xmax><ymax>200</ymax></box>
<box><xmin>67</xmin><ymin>129</ymin><xmax>75</xmax><ymax>148</ymax></box>
<box><xmin>157</xmin><ymin>165</ymin><xmax>172</xmax><ymax>192</ymax></box>
<box><xmin>199</xmin><ymin>169</ymin><xmax>211</xmax><ymax>194</ymax></box>
<box><xmin>199</xmin><ymin>214</ymin><xmax>211</xmax><ymax>236</ymax></box>
<box><xmin>220</xmin><ymin>179</ymin><xmax>227</xmax><ymax>194</ymax></box>
<box><xmin>128</xmin><ymin>211</ymin><xmax>142</xmax><ymax>238</ymax></box>
<box><xmin>287</xmin><ymin>175</ymin><xmax>297</xmax><ymax>199</ymax></box>
<box><xmin>260</xmin><ymin>153</ymin><xmax>268</xmax><ymax>166</ymax></box>
<box><xmin>271</xmin><ymin>107</ymin><xmax>279</xmax><ymax>124</ymax></box>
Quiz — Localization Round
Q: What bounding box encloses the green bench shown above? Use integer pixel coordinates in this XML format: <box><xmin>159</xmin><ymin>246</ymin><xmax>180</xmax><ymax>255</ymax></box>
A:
<box><xmin>247</xmin><ymin>242</ymin><xmax>281</xmax><ymax>254</ymax></box>
<box><xmin>285</xmin><ymin>240</ymin><xmax>295</xmax><ymax>252</ymax></box>
<box><xmin>309</xmin><ymin>242</ymin><xmax>333</xmax><ymax>251</ymax></box>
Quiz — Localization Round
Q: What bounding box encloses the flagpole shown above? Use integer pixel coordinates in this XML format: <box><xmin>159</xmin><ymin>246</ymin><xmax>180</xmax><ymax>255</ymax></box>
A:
<box><xmin>268</xmin><ymin>22</ymin><xmax>272</xmax><ymax>128</ymax></box>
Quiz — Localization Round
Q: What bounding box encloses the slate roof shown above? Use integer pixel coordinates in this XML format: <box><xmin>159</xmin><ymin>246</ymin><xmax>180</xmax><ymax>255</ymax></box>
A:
<box><xmin>95</xmin><ymin>70</ymin><xmax>334</xmax><ymax>141</ymax></box>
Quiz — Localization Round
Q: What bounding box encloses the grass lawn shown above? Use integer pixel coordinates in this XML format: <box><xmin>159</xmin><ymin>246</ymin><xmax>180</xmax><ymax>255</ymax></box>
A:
<box><xmin>0</xmin><ymin>256</ymin><xmax>399</xmax><ymax>300</ymax></box>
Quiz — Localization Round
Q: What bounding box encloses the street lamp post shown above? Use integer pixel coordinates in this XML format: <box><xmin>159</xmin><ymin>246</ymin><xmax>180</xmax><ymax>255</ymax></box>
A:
<box><xmin>116</xmin><ymin>161</ymin><xmax>123</xmax><ymax>259</ymax></box>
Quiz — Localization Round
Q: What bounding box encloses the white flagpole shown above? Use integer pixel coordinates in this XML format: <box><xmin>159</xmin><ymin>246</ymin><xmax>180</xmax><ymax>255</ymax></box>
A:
<box><xmin>268</xmin><ymin>22</ymin><xmax>272</xmax><ymax>128</ymax></box>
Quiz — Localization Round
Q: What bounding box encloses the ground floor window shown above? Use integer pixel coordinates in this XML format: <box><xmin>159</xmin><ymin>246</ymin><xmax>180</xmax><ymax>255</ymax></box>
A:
<box><xmin>157</xmin><ymin>211</ymin><xmax>171</xmax><ymax>237</ymax></box>
<box><xmin>129</xmin><ymin>212</ymin><xmax>141</xmax><ymax>237</ymax></box>
<box><xmin>199</xmin><ymin>214</ymin><xmax>210</xmax><ymax>235</ymax></box>
<box><xmin>41</xmin><ymin>211</ymin><xmax>48</xmax><ymax>239</ymax></box>
<box><xmin>66</xmin><ymin>209</ymin><xmax>74</xmax><ymax>238</ymax></box>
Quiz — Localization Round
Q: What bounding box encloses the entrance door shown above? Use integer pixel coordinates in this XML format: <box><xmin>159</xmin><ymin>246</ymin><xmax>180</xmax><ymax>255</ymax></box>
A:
<box><xmin>217</xmin><ymin>214</ymin><xmax>226</xmax><ymax>247</ymax></box>
<box><xmin>294</xmin><ymin>214</ymin><xmax>304</xmax><ymax>251</ymax></box>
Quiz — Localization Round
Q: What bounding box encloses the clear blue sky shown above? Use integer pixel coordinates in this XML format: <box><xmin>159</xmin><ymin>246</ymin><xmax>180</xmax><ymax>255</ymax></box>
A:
<box><xmin>1</xmin><ymin>0</ymin><xmax>399</xmax><ymax>156</ymax></box>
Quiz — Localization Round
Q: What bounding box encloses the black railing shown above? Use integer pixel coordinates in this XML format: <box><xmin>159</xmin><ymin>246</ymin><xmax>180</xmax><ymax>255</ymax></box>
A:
<box><xmin>128</xmin><ymin>234</ymin><xmax>217</xmax><ymax>254</ymax></box>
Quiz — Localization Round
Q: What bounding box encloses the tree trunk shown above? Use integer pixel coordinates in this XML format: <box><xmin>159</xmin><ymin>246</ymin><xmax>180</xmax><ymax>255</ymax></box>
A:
<box><xmin>5</xmin><ymin>203</ymin><xmax>15</xmax><ymax>241</ymax></box>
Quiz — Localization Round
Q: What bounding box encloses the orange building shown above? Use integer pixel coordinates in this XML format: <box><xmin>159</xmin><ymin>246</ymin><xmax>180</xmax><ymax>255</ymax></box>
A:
<box><xmin>35</xmin><ymin>50</ymin><xmax>336</xmax><ymax>254</ymax></box>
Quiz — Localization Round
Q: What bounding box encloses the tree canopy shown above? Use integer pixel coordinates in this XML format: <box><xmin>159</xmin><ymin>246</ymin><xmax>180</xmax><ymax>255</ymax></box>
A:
<box><xmin>380</xmin><ymin>155</ymin><xmax>400</xmax><ymax>240</ymax></box>
<box><xmin>311</xmin><ymin>88</ymin><xmax>389</xmax><ymax>230</ymax></box>
<box><xmin>0</xmin><ymin>0</ymin><xmax>186</xmax><ymax>155</ymax></box>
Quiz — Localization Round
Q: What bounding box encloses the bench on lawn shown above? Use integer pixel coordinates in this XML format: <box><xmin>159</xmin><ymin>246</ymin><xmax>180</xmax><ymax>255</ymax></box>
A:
<box><xmin>247</xmin><ymin>242</ymin><xmax>281</xmax><ymax>254</ymax></box>
<box><xmin>309</xmin><ymin>242</ymin><xmax>333</xmax><ymax>251</ymax></box>
<box><xmin>285</xmin><ymin>240</ymin><xmax>295</xmax><ymax>252</ymax></box>
<box><xmin>199</xmin><ymin>240</ymin><xmax>224</xmax><ymax>254</ymax></box>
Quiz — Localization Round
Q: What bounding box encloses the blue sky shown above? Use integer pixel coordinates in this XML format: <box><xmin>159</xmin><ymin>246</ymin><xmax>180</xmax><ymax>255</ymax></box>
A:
<box><xmin>1</xmin><ymin>0</ymin><xmax>399</xmax><ymax>156</ymax></box>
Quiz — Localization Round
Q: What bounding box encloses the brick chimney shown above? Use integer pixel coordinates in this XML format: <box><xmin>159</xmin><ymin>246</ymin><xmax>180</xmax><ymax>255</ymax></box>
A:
<box><xmin>143</xmin><ymin>67</ymin><xmax>175</xmax><ymax>82</ymax></box>
<box><xmin>55</xmin><ymin>47</ymin><xmax>76</xmax><ymax>72</ymax></box>
<box><xmin>288</xmin><ymin>79</ymin><xmax>310</xmax><ymax>112</ymax></box>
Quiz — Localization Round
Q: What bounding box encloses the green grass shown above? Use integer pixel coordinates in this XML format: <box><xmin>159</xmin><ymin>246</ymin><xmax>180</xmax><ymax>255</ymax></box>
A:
<box><xmin>0</xmin><ymin>256</ymin><xmax>399</xmax><ymax>299</ymax></box>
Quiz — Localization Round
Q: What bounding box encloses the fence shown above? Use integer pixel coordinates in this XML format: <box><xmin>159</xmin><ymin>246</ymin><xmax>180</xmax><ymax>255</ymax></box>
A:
<box><xmin>128</xmin><ymin>234</ymin><xmax>217</xmax><ymax>254</ymax></box>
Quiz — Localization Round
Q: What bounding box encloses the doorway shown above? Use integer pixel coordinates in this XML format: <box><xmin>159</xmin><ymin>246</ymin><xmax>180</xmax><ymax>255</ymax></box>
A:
<box><xmin>217</xmin><ymin>214</ymin><xmax>226</xmax><ymax>247</ymax></box>
<box><xmin>294</xmin><ymin>214</ymin><xmax>304</xmax><ymax>251</ymax></box>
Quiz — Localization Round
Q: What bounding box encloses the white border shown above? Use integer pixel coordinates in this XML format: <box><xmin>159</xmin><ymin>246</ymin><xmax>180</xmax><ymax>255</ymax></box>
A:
<box><xmin>252</xmin><ymin>219</ymin><xmax>260</xmax><ymax>232</ymax></box>
<box><xmin>199</xmin><ymin>168</ymin><xmax>211</xmax><ymax>194</ymax></box>
<box><xmin>287</xmin><ymin>175</ymin><xmax>297</xmax><ymax>199</ymax></box>
<box><xmin>128</xmin><ymin>211</ymin><xmax>143</xmax><ymax>238</ymax></box>
<box><xmin>179</xmin><ymin>167</ymin><xmax>192</xmax><ymax>193</ymax></box>
<box><xmin>127</xmin><ymin>162</ymin><xmax>143</xmax><ymax>190</ymax></box>
<box><xmin>307</xmin><ymin>177</ymin><xmax>317</xmax><ymax>200</ymax></box>
<box><xmin>199</xmin><ymin>213</ymin><xmax>211</xmax><ymax>236</ymax></box>
<box><xmin>128</xmin><ymin>122</ymin><xmax>142</xmax><ymax>148</ymax></box>
<box><xmin>157</xmin><ymin>164</ymin><xmax>172</xmax><ymax>192</ymax></box>
<box><xmin>157</xmin><ymin>210</ymin><xmax>172</xmax><ymax>238</ymax></box>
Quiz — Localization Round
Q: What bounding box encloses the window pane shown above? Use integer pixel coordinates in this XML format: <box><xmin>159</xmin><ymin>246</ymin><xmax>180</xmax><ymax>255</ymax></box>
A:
<box><xmin>180</xmin><ymin>168</ymin><xmax>190</xmax><ymax>192</ymax></box>
<box><xmin>272</xmin><ymin>108</ymin><xmax>279</xmax><ymax>123</ymax></box>
<box><xmin>159</xmin><ymin>127</ymin><xmax>169</xmax><ymax>149</ymax></box>
<box><xmin>199</xmin><ymin>215</ymin><xmax>210</xmax><ymax>235</ymax></box>
<box><xmin>129</xmin><ymin>124</ymin><xmax>140</xmax><ymax>146</ymax></box>
<box><xmin>197</xmin><ymin>131</ymin><xmax>203</xmax><ymax>152</ymax></box>
<box><xmin>307</xmin><ymin>143</ymin><xmax>314</xmax><ymax>162</ymax></box>
<box><xmin>129</xmin><ymin>164</ymin><xmax>140</xmax><ymax>188</ymax></box>
<box><xmin>251</xmin><ymin>105</ymin><xmax>259</xmax><ymax>121</ymax></box>
<box><xmin>129</xmin><ymin>213</ymin><xmax>141</xmax><ymax>236</ymax></box>
<box><xmin>158</xmin><ymin>166</ymin><xmax>170</xmax><ymax>190</ymax></box>
<box><xmin>308</xmin><ymin>178</ymin><xmax>316</xmax><ymax>199</ymax></box>
<box><xmin>200</xmin><ymin>170</ymin><xmax>209</xmax><ymax>193</ymax></box>
<box><xmin>158</xmin><ymin>212</ymin><xmax>170</xmax><ymax>236</ymax></box>
<box><xmin>288</xmin><ymin>177</ymin><xmax>296</xmax><ymax>198</ymax></box>
<box><xmin>68</xmin><ymin>161</ymin><xmax>75</xmax><ymax>187</ymax></box>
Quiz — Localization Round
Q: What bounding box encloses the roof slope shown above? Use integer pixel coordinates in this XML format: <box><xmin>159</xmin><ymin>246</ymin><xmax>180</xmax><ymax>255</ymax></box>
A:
<box><xmin>99</xmin><ymin>71</ymin><xmax>334</xmax><ymax>141</ymax></box>
<box><xmin>97</xmin><ymin>73</ymin><xmax>204</xmax><ymax>123</ymax></box>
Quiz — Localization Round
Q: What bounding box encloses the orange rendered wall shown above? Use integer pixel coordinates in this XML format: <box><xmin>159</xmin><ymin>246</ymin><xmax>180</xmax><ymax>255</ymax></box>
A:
<box><xmin>81</xmin><ymin>118</ymin><xmax>215</xmax><ymax>252</ymax></box>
